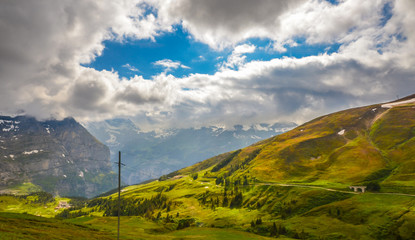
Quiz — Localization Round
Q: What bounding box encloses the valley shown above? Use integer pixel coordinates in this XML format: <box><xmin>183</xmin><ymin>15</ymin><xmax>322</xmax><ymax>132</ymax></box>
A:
<box><xmin>85</xmin><ymin>119</ymin><xmax>296</xmax><ymax>185</ymax></box>
<box><xmin>1</xmin><ymin>173</ymin><xmax>414</xmax><ymax>239</ymax></box>
<box><xmin>2</xmin><ymin>1</ymin><xmax>415</xmax><ymax>239</ymax></box>
<box><xmin>1</xmin><ymin>96</ymin><xmax>415</xmax><ymax>239</ymax></box>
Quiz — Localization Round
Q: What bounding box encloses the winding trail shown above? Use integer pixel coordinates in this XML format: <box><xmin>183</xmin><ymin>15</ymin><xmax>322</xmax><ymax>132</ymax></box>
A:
<box><xmin>257</xmin><ymin>182</ymin><xmax>415</xmax><ymax>197</ymax></box>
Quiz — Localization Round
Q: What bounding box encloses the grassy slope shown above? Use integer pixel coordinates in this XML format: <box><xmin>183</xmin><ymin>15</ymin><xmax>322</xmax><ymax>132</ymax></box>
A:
<box><xmin>0</xmin><ymin>194</ymin><xmax>71</xmax><ymax>218</ymax></box>
<box><xmin>175</xmin><ymin>99</ymin><xmax>415</xmax><ymax>192</ymax></box>
<box><xmin>2</xmin><ymin>96</ymin><xmax>415</xmax><ymax>239</ymax></box>
<box><xmin>0</xmin><ymin>212</ymin><xmax>114</xmax><ymax>240</ymax></box>
<box><xmin>96</xmin><ymin>97</ymin><xmax>414</xmax><ymax>239</ymax></box>
<box><xmin>72</xmin><ymin>173</ymin><xmax>415</xmax><ymax>239</ymax></box>
<box><xmin>243</xmin><ymin>104</ymin><xmax>388</xmax><ymax>185</ymax></box>
<box><xmin>66</xmin><ymin>216</ymin><xmax>281</xmax><ymax>240</ymax></box>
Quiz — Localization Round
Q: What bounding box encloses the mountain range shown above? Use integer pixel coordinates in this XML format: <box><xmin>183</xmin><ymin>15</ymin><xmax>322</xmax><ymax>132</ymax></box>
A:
<box><xmin>1</xmin><ymin>95</ymin><xmax>415</xmax><ymax>239</ymax></box>
<box><xmin>0</xmin><ymin>116</ymin><xmax>116</xmax><ymax>198</ymax></box>
<box><xmin>84</xmin><ymin>120</ymin><xmax>296</xmax><ymax>184</ymax></box>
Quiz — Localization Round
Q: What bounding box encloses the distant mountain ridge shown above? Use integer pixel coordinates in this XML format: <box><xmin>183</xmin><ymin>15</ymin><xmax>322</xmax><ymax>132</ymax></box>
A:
<box><xmin>0</xmin><ymin>116</ymin><xmax>116</xmax><ymax>198</ymax></box>
<box><xmin>84</xmin><ymin>120</ymin><xmax>296</xmax><ymax>184</ymax></box>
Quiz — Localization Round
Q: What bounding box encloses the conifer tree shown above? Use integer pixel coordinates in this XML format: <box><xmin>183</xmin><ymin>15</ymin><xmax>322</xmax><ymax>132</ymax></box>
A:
<box><xmin>270</xmin><ymin>222</ymin><xmax>278</xmax><ymax>237</ymax></box>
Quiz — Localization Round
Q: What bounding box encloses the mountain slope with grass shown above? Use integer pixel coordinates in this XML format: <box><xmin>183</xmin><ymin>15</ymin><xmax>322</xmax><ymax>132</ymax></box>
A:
<box><xmin>170</xmin><ymin>94</ymin><xmax>415</xmax><ymax>193</ymax></box>
<box><xmin>93</xmin><ymin>94</ymin><xmax>415</xmax><ymax>239</ymax></box>
<box><xmin>2</xmin><ymin>96</ymin><xmax>415</xmax><ymax>239</ymax></box>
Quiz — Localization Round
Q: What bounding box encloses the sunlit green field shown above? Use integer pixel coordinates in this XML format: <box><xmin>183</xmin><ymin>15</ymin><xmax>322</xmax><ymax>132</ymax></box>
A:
<box><xmin>0</xmin><ymin>212</ymin><xmax>282</xmax><ymax>240</ymax></box>
<box><xmin>1</xmin><ymin>172</ymin><xmax>414</xmax><ymax>239</ymax></box>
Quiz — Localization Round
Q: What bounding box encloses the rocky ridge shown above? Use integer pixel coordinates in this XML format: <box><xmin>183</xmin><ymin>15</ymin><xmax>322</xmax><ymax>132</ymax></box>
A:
<box><xmin>0</xmin><ymin>116</ymin><xmax>116</xmax><ymax>198</ymax></box>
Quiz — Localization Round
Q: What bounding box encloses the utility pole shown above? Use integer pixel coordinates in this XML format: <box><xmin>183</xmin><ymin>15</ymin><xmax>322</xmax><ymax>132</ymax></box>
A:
<box><xmin>116</xmin><ymin>151</ymin><xmax>124</xmax><ymax>240</ymax></box>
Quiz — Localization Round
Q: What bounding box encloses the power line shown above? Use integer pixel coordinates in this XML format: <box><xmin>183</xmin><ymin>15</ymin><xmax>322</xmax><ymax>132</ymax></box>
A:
<box><xmin>114</xmin><ymin>151</ymin><xmax>125</xmax><ymax>240</ymax></box>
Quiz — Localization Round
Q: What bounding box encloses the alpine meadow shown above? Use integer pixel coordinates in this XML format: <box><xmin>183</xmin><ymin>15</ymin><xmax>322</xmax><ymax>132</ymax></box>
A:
<box><xmin>1</xmin><ymin>0</ymin><xmax>415</xmax><ymax>239</ymax></box>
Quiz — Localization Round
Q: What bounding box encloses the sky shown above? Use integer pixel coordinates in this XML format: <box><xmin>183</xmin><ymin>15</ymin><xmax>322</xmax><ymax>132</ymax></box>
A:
<box><xmin>0</xmin><ymin>0</ymin><xmax>414</xmax><ymax>131</ymax></box>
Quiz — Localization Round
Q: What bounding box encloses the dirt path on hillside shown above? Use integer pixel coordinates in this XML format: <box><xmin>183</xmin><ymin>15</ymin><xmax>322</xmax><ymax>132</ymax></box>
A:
<box><xmin>257</xmin><ymin>182</ymin><xmax>415</xmax><ymax>197</ymax></box>
<box><xmin>371</xmin><ymin>108</ymin><xmax>389</xmax><ymax>126</ymax></box>
<box><xmin>258</xmin><ymin>183</ymin><xmax>359</xmax><ymax>194</ymax></box>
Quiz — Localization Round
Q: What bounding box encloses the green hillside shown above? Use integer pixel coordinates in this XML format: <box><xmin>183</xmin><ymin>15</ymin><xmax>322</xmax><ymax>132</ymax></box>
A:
<box><xmin>174</xmin><ymin>94</ymin><xmax>415</xmax><ymax>193</ymax></box>
<box><xmin>2</xmin><ymin>96</ymin><xmax>415</xmax><ymax>239</ymax></box>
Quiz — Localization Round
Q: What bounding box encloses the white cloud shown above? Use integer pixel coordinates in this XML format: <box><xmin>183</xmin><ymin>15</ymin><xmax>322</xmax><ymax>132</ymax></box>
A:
<box><xmin>233</xmin><ymin>44</ymin><xmax>256</xmax><ymax>54</ymax></box>
<box><xmin>122</xmin><ymin>63</ymin><xmax>140</xmax><ymax>72</ymax></box>
<box><xmin>0</xmin><ymin>0</ymin><xmax>415</xmax><ymax>132</ymax></box>
<box><xmin>147</xmin><ymin>0</ymin><xmax>388</xmax><ymax>52</ymax></box>
<box><xmin>153</xmin><ymin>59</ymin><xmax>190</xmax><ymax>72</ymax></box>
<box><xmin>151</xmin><ymin>0</ymin><xmax>307</xmax><ymax>50</ymax></box>
<box><xmin>170</xmin><ymin>54</ymin><xmax>392</xmax><ymax>129</ymax></box>
<box><xmin>0</xmin><ymin>0</ymin><xmax>172</xmax><ymax>120</ymax></box>
<box><xmin>275</xmin><ymin>0</ymin><xmax>384</xmax><ymax>46</ymax></box>
<box><xmin>220</xmin><ymin>44</ymin><xmax>256</xmax><ymax>70</ymax></box>
<box><xmin>193</xmin><ymin>55</ymin><xmax>206</xmax><ymax>62</ymax></box>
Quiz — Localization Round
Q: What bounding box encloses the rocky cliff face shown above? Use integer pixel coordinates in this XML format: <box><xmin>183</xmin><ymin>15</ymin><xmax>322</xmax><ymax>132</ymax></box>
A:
<box><xmin>0</xmin><ymin>116</ymin><xmax>116</xmax><ymax>198</ymax></box>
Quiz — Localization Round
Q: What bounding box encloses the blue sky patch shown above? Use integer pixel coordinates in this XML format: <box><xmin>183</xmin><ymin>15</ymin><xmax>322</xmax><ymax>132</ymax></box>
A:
<box><xmin>84</xmin><ymin>26</ymin><xmax>224</xmax><ymax>79</ymax></box>
<box><xmin>380</xmin><ymin>2</ymin><xmax>393</xmax><ymax>27</ymax></box>
<box><xmin>85</xmin><ymin>26</ymin><xmax>342</xmax><ymax>79</ymax></box>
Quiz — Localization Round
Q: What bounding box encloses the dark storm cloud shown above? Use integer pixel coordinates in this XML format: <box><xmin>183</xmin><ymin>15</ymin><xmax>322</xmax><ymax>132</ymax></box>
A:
<box><xmin>156</xmin><ymin>0</ymin><xmax>307</xmax><ymax>49</ymax></box>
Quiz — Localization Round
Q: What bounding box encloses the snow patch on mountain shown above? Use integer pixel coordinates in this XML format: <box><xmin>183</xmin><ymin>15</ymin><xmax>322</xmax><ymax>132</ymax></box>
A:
<box><xmin>275</xmin><ymin>127</ymin><xmax>295</xmax><ymax>133</ymax></box>
<box><xmin>2</xmin><ymin>124</ymin><xmax>18</xmax><ymax>132</ymax></box>
<box><xmin>232</xmin><ymin>133</ymin><xmax>245</xmax><ymax>139</ymax></box>
<box><xmin>211</xmin><ymin>126</ymin><xmax>226</xmax><ymax>136</ymax></box>
<box><xmin>106</xmin><ymin>134</ymin><xmax>118</xmax><ymax>145</ymax></box>
<box><xmin>338</xmin><ymin>129</ymin><xmax>345</xmax><ymax>135</ymax></box>
<box><xmin>253</xmin><ymin>124</ymin><xmax>271</xmax><ymax>131</ymax></box>
<box><xmin>0</xmin><ymin>120</ymin><xmax>12</xmax><ymax>124</ymax></box>
<box><xmin>154</xmin><ymin>129</ymin><xmax>177</xmax><ymax>138</ymax></box>
<box><xmin>0</xmin><ymin>120</ymin><xmax>20</xmax><ymax>132</ymax></box>
<box><xmin>23</xmin><ymin>149</ymin><xmax>43</xmax><ymax>155</ymax></box>
<box><xmin>381</xmin><ymin>98</ymin><xmax>415</xmax><ymax>108</ymax></box>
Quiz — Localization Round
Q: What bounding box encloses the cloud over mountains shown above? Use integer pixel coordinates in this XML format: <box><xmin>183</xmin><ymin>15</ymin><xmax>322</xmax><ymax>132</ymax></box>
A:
<box><xmin>0</xmin><ymin>0</ymin><xmax>414</xmax><ymax>130</ymax></box>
